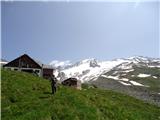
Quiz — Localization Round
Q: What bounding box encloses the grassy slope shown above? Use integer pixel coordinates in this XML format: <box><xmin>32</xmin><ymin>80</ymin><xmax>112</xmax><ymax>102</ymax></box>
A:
<box><xmin>128</xmin><ymin>66</ymin><xmax>160</xmax><ymax>92</ymax></box>
<box><xmin>1</xmin><ymin>69</ymin><xmax>160</xmax><ymax>120</ymax></box>
<box><xmin>103</xmin><ymin>66</ymin><xmax>160</xmax><ymax>93</ymax></box>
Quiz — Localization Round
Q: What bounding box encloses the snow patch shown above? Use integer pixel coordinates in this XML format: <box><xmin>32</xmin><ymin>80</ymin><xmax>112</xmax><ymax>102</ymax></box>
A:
<box><xmin>149</xmin><ymin>65</ymin><xmax>160</xmax><ymax>68</ymax></box>
<box><xmin>137</xmin><ymin>74</ymin><xmax>151</xmax><ymax>78</ymax></box>
<box><xmin>101</xmin><ymin>75</ymin><xmax>149</xmax><ymax>87</ymax></box>
<box><xmin>119</xmin><ymin>81</ymin><xmax>131</xmax><ymax>86</ymax></box>
<box><xmin>130</xmin><ymin>81</ymin><xmax>146</xmax><ymax>86</ymax></box>
<box><xmin>123</xmin><ymin>69</ymin><xmax>134</xmax><ymax>73</ymax></box>
<box><xmin>153</xmin><ymin>76</ymin><xmax>157</xmax><ymax>79</ymax></box>
<box><xmin>107</xmin><ymin>75</ymin><xmax>119</xmax><ymax>80</ymax></box>
<box><xmin>101</xmin><ymin>75</ymin><xmax>108</xmax><ymax>78</ymax></box>
<box><xmin>120</xmin><ymin>78</ymin><xmax>129</xmax><ymax>81</ymax></box>
<box><xmin>101</xmin><ymin>75</ymin><xmax>129</xmax><ymax>81</ymax></box>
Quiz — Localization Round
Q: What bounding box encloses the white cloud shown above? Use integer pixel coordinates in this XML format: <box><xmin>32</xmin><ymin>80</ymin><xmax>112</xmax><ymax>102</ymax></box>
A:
<box><xmin>50</xmin><ymin>60</ymin><xmax>71</xmax><ymax>67</ymax></box>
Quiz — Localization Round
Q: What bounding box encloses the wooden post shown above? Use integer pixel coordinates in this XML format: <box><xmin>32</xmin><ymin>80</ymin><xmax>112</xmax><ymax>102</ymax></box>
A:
<box><xmin>41</xmin><ymin>64</ymin><xmax>43</xmax><ymax>77</ymax></box>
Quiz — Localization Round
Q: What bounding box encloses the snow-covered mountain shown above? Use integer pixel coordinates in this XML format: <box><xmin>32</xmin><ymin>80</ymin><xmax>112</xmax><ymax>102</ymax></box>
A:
<box><xmin>50</xmin><ymin>56</ymin><xmax>160</xmax><ymax>83</ymax></box>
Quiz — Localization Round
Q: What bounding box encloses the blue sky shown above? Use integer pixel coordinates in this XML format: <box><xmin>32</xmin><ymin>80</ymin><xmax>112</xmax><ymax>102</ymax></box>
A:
<box><xmin>1</xmin><ymin>1</ymin><xmax>159</xmax><ymax>64</ymax></box>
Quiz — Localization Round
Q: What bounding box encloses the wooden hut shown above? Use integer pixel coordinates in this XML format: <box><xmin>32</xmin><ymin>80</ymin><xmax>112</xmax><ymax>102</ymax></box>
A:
<box><xmin>61</xmin><ymin>78</ymin><xmax>81</xmax><ymax>90</ymax></box>
<box><xmin>4</xmin><ymin>54</ymin><xmax>54</xmax><ymax>79</ymax></box>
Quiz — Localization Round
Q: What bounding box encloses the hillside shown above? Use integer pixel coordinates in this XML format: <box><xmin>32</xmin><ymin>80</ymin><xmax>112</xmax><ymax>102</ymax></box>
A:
<box><xmin>92</xmin><ymin>65</ymin><xmax>160</xmax><ymax>106</ymax></box>
<box><xmin>1</xmin><ymin>69</ymin><xmax>160</xmax><ymax>120</ymax></box>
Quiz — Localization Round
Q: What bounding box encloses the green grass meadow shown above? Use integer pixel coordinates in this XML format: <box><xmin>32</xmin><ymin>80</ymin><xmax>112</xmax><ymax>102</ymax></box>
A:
<box><xmin>1</xmin><ymin>69</ymin><xmax>160</xmax><ymax>120</ymax></box>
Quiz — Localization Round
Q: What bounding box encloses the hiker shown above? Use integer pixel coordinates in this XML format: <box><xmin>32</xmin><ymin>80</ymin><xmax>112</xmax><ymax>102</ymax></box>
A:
<box><xmin>50</xmin><ymin>75</ymin><xmax>57</xmax><ymax>94</ymax></box>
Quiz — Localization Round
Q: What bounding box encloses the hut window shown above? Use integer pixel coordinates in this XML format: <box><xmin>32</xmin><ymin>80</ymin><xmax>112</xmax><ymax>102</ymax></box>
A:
<box><xmin>27</xmin><ymin>64</ymin><xmax>29</xmax><ymax>68</ymax></box>
<box><xmin>35</xmin><ymin>70</ymin><xmax>39</xmax><ymax>73</ymax></box>
<box><xmin>21</xmin><ymin>61</ymin><xmax>25</xmax><ymax>67</ymax></box>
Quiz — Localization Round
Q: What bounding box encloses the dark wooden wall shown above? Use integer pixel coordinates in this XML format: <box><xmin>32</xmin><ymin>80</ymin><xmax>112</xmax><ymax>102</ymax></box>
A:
<box><xmin>43</xmin><ymin>68</ymin><xmax>54</xmax><ymax>79</ymax></box>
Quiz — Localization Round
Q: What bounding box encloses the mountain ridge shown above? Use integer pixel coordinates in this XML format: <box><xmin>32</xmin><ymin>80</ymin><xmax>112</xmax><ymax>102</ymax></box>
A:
<box><xmin>50</xmin><ymin>56</ymin><xmax>160</xmax><ymax>83</ymax></box>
